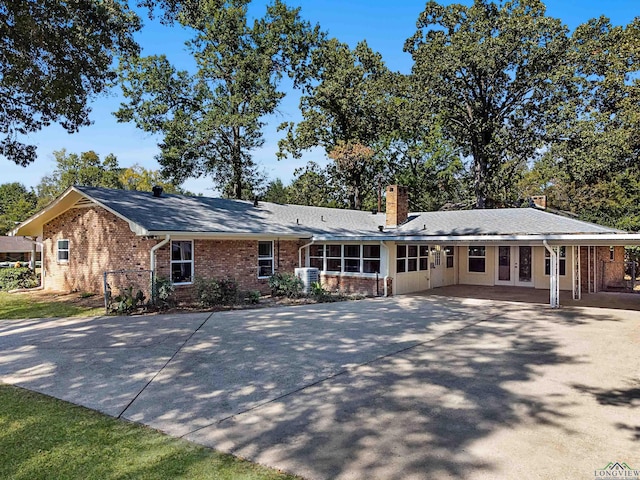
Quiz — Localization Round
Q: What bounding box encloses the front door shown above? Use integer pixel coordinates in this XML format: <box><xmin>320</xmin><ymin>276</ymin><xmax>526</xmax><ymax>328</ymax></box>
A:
<box><xmin>430</xmin><ymin>246</ymin><xmax>444</xmax><ymax>288</ymax></box>
<box><xmin>495</xmin><ymin>246</ymin><xmax>533</xmax><ymax>287</ymax></box>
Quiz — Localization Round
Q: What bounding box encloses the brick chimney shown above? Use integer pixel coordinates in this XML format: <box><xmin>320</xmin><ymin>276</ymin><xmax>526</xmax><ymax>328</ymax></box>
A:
<box><xmin>531</xmin><ymin>195</ymin><xmax>546</xmax><ymax>209</ymax></box>
<box><xmin>385</xmin><ymin>185</ymin><xmax>409</xmax><ymax>227</ymax></box>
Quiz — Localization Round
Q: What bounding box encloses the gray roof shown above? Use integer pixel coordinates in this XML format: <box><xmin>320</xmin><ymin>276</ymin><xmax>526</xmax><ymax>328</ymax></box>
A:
<box><xmin>75</xmin><ymin>186</ymin><xmax>624</xmax><ymax>239</ymax></box>
<box><xmin>395</xmin><ymin>208</ymin><xmax>623</xmax><ymax>236</ymax></box>
<box><xmin>77</xmin><ymin>186</ymin><xmax>386</xmax><ymax>237</ymax></box>
<box><xmin>0</xmin><ymin>236</ymin><xmax>41</xmax><ymax>252</ymax></box>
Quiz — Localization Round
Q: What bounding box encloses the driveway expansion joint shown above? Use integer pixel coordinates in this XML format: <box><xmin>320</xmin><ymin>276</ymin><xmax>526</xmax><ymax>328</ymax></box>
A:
<box><xmin>181</xmin><ymin>312</ymin><xmax>501</xmax><ymax>438</ymax></box>
<box><xmin>116</xmin><ymin>311</ymin><xmax>216</xmax><ymax>419</ymax></box>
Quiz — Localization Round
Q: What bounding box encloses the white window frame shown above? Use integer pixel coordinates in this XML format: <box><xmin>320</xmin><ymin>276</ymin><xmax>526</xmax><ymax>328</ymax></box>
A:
<box><xmin>445</xmin><ymin>246</ymin><xmax>455</xmax><ymax>269</ymax></box>
<box><xmin>545</xmin><ymin>246</ymin><xmax>566</xmax><ymax>276</ymax></box>
<box><xmin>307</xmin><ymin>243</ymin><xmax>381</xmax><ymax>275</ymax></box>
<box><xmin>57</xmin><ymin>239</ymin><xmax>70</xmax><ymax>263</ymax></box>
<box><xmin>170</xmin><ymin>240</ymin><xmax>194</xmax><ymax>285</ymax></box>
<box><xmin>397</xmin><ymin>244</ymin><xmax>430</xmax><ymax>274</ymax></box>
<box><xmin>468</xmin><ymin>246</ymin><xmax>486</xmax><ymax>273</ymax></box>
<box><xmin>258</xmin><ymin>241</ymin><xmax>274</xmax><ymax>278</ymax></box>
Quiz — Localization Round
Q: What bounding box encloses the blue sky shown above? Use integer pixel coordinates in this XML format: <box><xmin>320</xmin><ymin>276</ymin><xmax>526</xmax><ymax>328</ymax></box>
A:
<box><xmin>5</xmin><ymin>0</ymin><xmax>638</xmax><ymax>195</ymax></box>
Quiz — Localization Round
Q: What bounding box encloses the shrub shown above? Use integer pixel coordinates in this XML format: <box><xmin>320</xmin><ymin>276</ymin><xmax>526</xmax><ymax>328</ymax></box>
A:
<box><xmin>268</xmin><ymin>272</ymin><xmax>304</xmax><ymax>298</ymax></box>
<box><xmin>153</xmin><ymin>276</ymin><xmax>175</xmax><ymax>309</ymax></box>
<box><xmin>195</xmin><ymin>277</ymin><xmax>239</xmax><ymax>307</ymax></box>
<box><xmin>245</xmin><ymin>290</ymin><xmax>261</xmax><ymax>304</ymax></box>
<box><xmin>0</xmin><ymin>267</ymin><xmax>38</xmax><ymax>291</ymax></box>
<box><xmin>110</xmin><ymin>286</ymin><xmax>146</xmax><ymax>315</ymax></box>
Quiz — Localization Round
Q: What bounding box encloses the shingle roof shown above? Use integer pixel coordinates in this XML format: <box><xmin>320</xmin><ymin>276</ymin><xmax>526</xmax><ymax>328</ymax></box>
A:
<box><xmin>395</xmin><ymin>208</ymin><xmax>623</xmax><ymax>236</ymax></box>
<box><xmin>0</xmin><ymin>236</ymin><xmax>41</xmax><ymax>252</ymax></box>
<box><xmin>74</xmin><ymin>186</ymin><xmax>625</xmax><ymax>238</ymax></box>
<box><xmin>76</xmin><ymin>186</ymin><xmax>386</xmax><ymax>237</ymax></box>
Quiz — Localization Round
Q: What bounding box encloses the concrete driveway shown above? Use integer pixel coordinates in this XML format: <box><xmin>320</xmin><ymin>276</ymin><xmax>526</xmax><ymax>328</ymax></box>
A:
<box><xmin>0</xmin><ymin>294</ymin><xmax>638</xmax><ymax>479</ymax></box>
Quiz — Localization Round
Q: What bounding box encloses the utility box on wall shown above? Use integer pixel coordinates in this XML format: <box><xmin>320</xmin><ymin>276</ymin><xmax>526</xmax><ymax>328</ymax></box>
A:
<box><xmin>294</xmin><ymin>267</ymin><xmax>320</xmax><ymax>293</ymax></box>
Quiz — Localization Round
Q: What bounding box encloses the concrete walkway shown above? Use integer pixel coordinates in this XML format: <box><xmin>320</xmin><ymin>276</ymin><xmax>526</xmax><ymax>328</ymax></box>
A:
<box><xmin>0</xmin><ymin>295</ymin><xmax>638</xmax><ymax>479</ymax></box>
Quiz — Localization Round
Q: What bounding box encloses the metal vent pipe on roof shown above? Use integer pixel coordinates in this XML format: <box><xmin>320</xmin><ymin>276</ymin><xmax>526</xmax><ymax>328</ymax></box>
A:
<box><xmin>152</xmin><ymin>186</ymin><xmax>163</xmax><ymax>197</ymax></box>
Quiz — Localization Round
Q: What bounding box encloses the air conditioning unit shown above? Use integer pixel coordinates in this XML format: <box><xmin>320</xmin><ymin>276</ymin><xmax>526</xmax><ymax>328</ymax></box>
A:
<box><xmin>294</xmin><ymin>267</ymin><xmax>320</xmax><ymax>293</ymax></box>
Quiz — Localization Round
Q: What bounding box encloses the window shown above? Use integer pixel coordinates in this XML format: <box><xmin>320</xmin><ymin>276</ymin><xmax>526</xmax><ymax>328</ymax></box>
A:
<box><xmin>397</xmin><ymin>245</ymin><xmax>430</xmax><ymax>273</ymax></box>
<box><xmin>57</xmin><ymin>239</ymin><xmax>69</xmax><ymax>263</ymax></box>
<box><xmin>258</xmin><ymin>241</ymin><xmax>274</xmax><ymax>278</ymax></box>
<box><xmin>468</xmin><ymin>246</ymin><xmax>486</xmax><ymax>273</ymax></box>
<box><xmin>344</xmin><ymin>245</ymin><xmax>361</xmax><ymax>272</ymax></box>
<box><xmin>326</xmin><ymin>244</ymin><xmax>342</xmax><ymax>272</ymax></box>
<box><xmin>419</xmin><ymin>246</ymin><xmax>429</xmax><ymax>271</ymax></box>
<box><xmin>396</xmin><ymin>245</ymin><xmax>406</xmax><ymax>273</ymax></box>
<box><xmin>309</xmin><ymin>245</ymin><xmax>324</xmax><ymax>270</ymax></box>
<box><xmin>363</xmin><ymin>245</ymin><xmax>381</xmax><ymax>273</ymax></box>
<box><xmin>431</xmin><ymin>246</ymin><xmax>441</xmax><ymax>267</ymax></box>
<box><xmin>310</xmin><ymin>243</ymin><xmax>380</xmax><ymax>274</ymax></box>
<box><xmin>545</xmin><ymin>246</ymin><xmax>566</xmax><ymax>276</ymax></box>
<box><xmin>445</xmin><ymin>246</ymin><xmax>454</xmax><ymax>268</ymax></box>
<box><xmin>171</xmin><ymin>240</ymin><xmax>193</xmax><ymax>284</ymax></box>
<box><xmin>610</xmin><ymin>246</ymin><xmax>615</xmax><ymax>261</ymax></box>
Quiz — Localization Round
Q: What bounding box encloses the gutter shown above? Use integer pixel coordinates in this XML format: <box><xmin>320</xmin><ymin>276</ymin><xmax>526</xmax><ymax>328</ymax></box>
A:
<box><xmin>543</xmin><ymin>240</ymin><xmax>560</xmax><ymax>308</ymax></box>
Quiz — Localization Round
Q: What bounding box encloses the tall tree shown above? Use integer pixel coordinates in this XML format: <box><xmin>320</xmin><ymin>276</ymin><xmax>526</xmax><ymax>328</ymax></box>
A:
<box><xmin>0</xmin><ymin>182</ymin><xmax>37</xmax><ymax>234</ymax></box>
<box><xmin>36</xmin><ymin>149</ymin><xmax>123</xmax><ymax>206</ymax></box>
<box><xmin>0</xmin><ymin>0</ymin><xmax>140</xmax><ymax>166</ymax></box>
<box><xmin>286</xmin><ymin>162</ymin><xmax>344</xmax><ymax>208</ymax></box>
<box><xmin>406</xmin><ymin>0</ymin><xmax>571</xmax><ymax>208</ymax></box>
<box><xmin>119</xmin><ymin>164</ymin><xmax>186</xmax><ymax>194</ymax></box>
<box><xmin>117</xmin><ymin>0</ymin><xmax>322</xmax><ymax>199</ymax></box>
<box><xmin>278</xmin><ymin>39</ymin><xmax>395</xmax><ymax>209</ymax></box>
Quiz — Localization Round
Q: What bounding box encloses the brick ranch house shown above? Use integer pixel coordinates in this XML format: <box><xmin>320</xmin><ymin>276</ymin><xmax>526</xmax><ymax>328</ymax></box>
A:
<box><xmin>12</xmin><ymin>185</ymin><xmax>640</xmax><ymax>307</ymax></box>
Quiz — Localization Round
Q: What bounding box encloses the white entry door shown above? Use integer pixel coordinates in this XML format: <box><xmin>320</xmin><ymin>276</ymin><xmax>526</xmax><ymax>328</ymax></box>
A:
<box><xmin>430</xmin><ymin>246</ymin><xmax>444</xmax><ymax>288</ymax></box>
<box><xmin>495</xmin><ymin>246</ymin><xmax>533</xmax><ymax>287</ymax></box>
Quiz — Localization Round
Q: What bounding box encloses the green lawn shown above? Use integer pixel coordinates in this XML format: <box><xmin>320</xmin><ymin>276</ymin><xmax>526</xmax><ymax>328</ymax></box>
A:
<box><xmin>0</xmin><ymin>384</ymin><xmax>300</xmax><ymax>480</ymax></box>
<box><xmin>0</xmin><ymin>292</ymin><xmax>104</xmax><ymax>319</ymax></box>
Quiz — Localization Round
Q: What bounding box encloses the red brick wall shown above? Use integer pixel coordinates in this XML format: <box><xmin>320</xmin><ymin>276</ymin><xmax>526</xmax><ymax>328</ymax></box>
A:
<box><xmin>579</xmin><ymin>246</ymin><xmax>625</xmax><ymax>292</ymax></box>
<box><xmin>43</xmin><ymin>206</ymin><xmax>157</xmax><ymax>293</ymax></box>
<box><xmin>321</xmin><ymin>274</ymin><xmax>392</xmax><ymax>297</ymax></box>
<box><xmin>155</xmin><ymin>239</ymin><xmax>304</xmax><ymax>300</ymax></box>
<box><xmin>43</xmin><ymin>206</ymin><xmax>304</xmax><ymax>297</ymax></box>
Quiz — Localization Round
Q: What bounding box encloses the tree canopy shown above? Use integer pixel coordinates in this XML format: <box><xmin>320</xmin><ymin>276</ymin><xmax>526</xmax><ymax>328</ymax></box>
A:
<box><xmin>117</xmin><ymin>0</ymin><xmax>322</xmax><ymax>199</ymax></box>
<box><xmin>0</xmin><ymin>182</ymin><xmax>37</xmax><ymax>234</ymax></box>
<box><xmin>406</xmin><ymin>0</ymin><xmax>571</xmax><ymax>208</ymax></box>
<box><xmin>0</xmin><ymin>0</ymin><xmax>140</xmax><ymax>166</ymax></box>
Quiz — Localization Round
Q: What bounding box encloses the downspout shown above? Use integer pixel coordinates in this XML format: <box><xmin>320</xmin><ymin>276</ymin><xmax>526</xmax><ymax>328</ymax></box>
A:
<box><xmin>380</xmin><ymin>241</ymin><xmax>389</xmax><ymax>297</ymax></box>
<box><xmin>150</xmin><ymin>234</ymin><xmax>171</xmax><ymax>280</ymax></box>
<box><xmin>299</xmin><ymin>240</ymin><xmax>315</xmax><ymax>267</ymax></box>
<box><xmin>543</xmin><ymin>240</ymin><xmax>559</xmax><ymax>308</ymax></box>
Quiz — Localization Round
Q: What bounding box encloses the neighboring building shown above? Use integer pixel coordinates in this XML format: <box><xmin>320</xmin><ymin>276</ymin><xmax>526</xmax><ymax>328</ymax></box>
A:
<box><xmin>11</xmin><ymin>185</ymin><xmax>640</xmax><ymax>306</ymax></box>
<box><xmin>0</xmin><ymin>235</ymin><xmax>41</xmax><ymax>266</ymax></box>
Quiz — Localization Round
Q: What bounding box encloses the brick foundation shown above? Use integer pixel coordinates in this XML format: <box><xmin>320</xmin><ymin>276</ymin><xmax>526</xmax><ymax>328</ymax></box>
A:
<box><xmin>320</xmin><ymin>274</ymin><xmax>392</xmax><ymax>297</ymax></box>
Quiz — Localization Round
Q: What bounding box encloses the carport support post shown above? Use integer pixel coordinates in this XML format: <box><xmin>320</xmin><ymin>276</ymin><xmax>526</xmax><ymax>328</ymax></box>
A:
<box><xmin>544</xmin><ymin>241</ymin><xmax>560</xmax><ymax>308</ymax></box>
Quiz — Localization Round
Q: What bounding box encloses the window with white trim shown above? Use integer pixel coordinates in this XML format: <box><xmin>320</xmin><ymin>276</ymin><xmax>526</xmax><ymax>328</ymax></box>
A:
<box><xmin>445</xmin><ymin>246</ymin><xmax>454</xmax><ymax>268</ymax></box>
<box><xmin>307</xmin><ymin>244</ymin><xmax>381</xmax><ymax>274</ymax></box>
<box><xmin>57</xmin><ymin>239</ymin><xmax>69</xmax><ymax>263</ymax></box>
<box><xmin>545</xmin><ymin>246</ymin><xmax>566</xmax><ymax>276</ymax></box>
<box><xmin>171</xmin><ymin>240</ymin><xmax>193</xmax><ymax>284</ymax></box>
<box><xmin>258</xmin><ymin>241</ymin><xmax>274</xmax><ymax>278</ymax></box>
<box><xmin>468</xmin><ymin>246</ymin><xmax>486</xmax><ymax>273</ymax></box>
<box><xmin>397</xmin><ymin>244</ymin><xmax>430</xmax><ymax>273</ymax></box>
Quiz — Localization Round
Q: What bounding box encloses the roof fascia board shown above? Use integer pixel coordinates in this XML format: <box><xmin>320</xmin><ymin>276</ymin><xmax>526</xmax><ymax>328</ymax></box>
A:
<box><xmin>147</xmin><ymin>231</ymin><xmax>311</xmax><ymax>240</ymax></box>
<box><xmin>311</xmin><ymin>234</ymin><xmax>640</xmax><ymax>245</ymax></box>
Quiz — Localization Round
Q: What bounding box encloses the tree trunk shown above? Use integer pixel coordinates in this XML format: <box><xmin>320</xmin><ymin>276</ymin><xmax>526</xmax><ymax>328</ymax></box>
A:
<box><xmin>473</xmin><ymin>152</ymin><xmax>488</xmax><ymax>209</ymax></box>
<box><xmin>232</xmin><ymin>127</ymin><xmax>243</xmax><ymax>200</ymax></box>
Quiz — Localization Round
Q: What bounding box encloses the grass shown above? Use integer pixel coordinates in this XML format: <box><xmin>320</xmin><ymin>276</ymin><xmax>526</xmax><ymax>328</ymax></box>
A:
<box><xmin>0</xmin><ymin>292</ymin><xmax>104</xmax><ymax>320</ymax></box>
<box><xmin>0</xmin><ymin>384</ymin><xmax>300</xmax><ymax>480</ymax></box>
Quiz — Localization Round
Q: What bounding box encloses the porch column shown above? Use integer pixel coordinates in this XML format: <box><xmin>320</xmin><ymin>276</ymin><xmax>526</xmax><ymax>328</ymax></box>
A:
<box><xmin>572</xmin><ymin>245</ymin><xmax>581</xmax><ymax>300</ymax></box>
<box><xmin>544</xmin><ymin>241</ymin><xmax>560</xmax><ymax>308</ymax></box>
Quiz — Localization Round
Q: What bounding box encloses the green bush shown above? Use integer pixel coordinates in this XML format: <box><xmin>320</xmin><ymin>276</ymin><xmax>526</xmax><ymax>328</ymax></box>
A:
<box><xmin>0</xmin><ymin>267</ymin><xmax>38</xmax><ymax>291</ymax></box>
<box><xmin>109</xmin><ymin>286</ymin><xmax>146</xmax><ymax>315</ymax></box>
<box><xmin>153</xmin><ymin>276</ymin><xmax>175</xmax><ymax>309</ymax></box>
<box><xmin>268</xmin><ymin>272</ymin><xmax>304</xmax><ymax>298</ymax></box>
<box><xmin>195</xmin><ymin>277</ymin><xmax>240</xmax><ymax>307</ymax></box>
<box><xmin>245</xmin><ymin>290</ymin><xmax>261</xmax><ymax>304</ymax></box>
